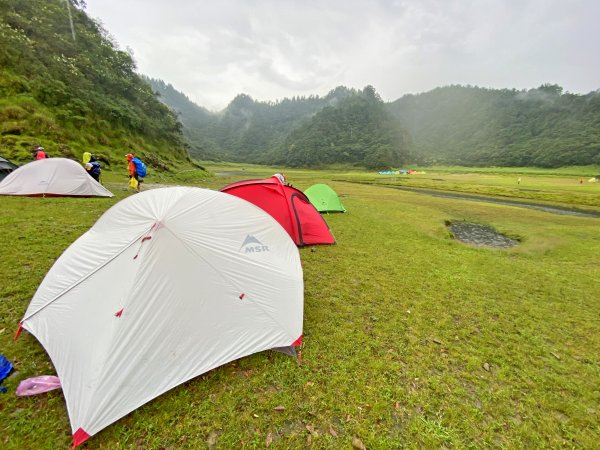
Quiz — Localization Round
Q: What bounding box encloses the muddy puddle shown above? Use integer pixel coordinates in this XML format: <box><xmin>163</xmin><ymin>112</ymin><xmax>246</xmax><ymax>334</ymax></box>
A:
<box><xmin>446</xmin><ymin>221</ymin><xmax>519</xmax><ymax>248</ymax></box>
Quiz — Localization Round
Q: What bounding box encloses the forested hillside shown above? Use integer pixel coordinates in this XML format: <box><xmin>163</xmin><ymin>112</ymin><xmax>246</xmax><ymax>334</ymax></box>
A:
<box><xmin>150</xmin><ymin>83</ymin><xmax>409</xmax><ymax>169</ymax></box>
<box><xmin>153</xmin><ymin>80</ymin><xmax>600</xmax><ymax>169</ymax></box>
<box><xmin>388</xmin><ymin>85</ymin><xmax>600</xmax><ymax>167</ymax></box>
<box><xmin>0</xmin><ymin>0</ymin><xmax>190</xmax><ymax>170</ymax></box>
<box><xmin>146</xmin><ymin>81</ymin><xmax>361</xmax><ymax>164</ymax></box>
<box><xmin>143</xmin><ymin>76</ymin><xmax>222</xmax><ymax>161</ymax></box>
<box><xmin>277</xmin><ymin>86</ymin><xmax>410</xmax><ymax>169</ymax></box>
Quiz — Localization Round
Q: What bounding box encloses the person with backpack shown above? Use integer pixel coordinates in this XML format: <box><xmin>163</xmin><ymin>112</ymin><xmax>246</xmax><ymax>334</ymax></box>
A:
<box><xmin>32</xmin><ymin>146</ymin><xmax>48</xmax><ymax>160</ymax></box>
<box><xmin>85</xmin><ymin>156</ymin><xmax>102</xmax><ymax>182</ymax></box>
<box><xmin>126</xmin><ymin>153</ymin><xmax>146</xmax><ymax>192</ymax></box>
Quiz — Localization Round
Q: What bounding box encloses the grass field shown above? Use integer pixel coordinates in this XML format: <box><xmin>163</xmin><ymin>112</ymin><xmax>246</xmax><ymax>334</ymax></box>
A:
<box><xmin>1</xmin><ymin>165</ymin><xmax>599</xmax><ymax>449</ymax></box>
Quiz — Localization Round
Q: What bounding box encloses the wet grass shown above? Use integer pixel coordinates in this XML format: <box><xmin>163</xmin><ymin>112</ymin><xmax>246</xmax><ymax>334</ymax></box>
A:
<box><xmin>1</xmin><ymin>165</ymin><xmax>599</xmax><ymax>448</ymax></box>
<box><xmin>337</xmin><ymin>172</ymin><xmax>600</xmax><ymax>210</ymax></box>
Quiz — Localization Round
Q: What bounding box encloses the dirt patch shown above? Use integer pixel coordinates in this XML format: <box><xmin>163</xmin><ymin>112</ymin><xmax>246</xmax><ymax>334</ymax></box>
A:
<box><xmin>446</xmin><ymin>220</ymin><xmax>519</xmax><ymax>248</ymax></box>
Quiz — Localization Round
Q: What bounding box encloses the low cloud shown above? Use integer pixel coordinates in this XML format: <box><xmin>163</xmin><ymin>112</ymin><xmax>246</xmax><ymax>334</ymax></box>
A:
<box><xmin>86</xmin><ymin>0</ymin><xmax>600</xmax><ymax>111</ymax></box>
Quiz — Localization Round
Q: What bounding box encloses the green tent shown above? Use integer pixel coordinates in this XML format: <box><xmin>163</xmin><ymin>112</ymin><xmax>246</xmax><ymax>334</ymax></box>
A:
<box><xmin>304</xmin><ymin>184</ymin><xmax>346</xmax><ymax>213</ymax></box>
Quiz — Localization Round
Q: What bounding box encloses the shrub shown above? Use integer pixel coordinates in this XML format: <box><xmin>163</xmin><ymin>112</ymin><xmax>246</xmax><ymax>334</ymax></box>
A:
<box><xmin>0</xmin><ymin>105</ymin><xmax>28</xmax><ymax>120</ymax></box>
<box><xmin>30</xmin><ymin>113</ymin><xmax>56</xmax><ymax>133</ymax></box>
<box><xmin>1</xmin><ymin>121</ymin><xmax>25</xmax><ymax>135</ymax></box>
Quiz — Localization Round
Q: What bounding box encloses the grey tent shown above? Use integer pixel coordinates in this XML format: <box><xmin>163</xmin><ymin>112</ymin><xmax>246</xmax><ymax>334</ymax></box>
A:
<box><xmin>0</xmin><ymin>156</ymin><xmax>18</xmax><ymax>182</ymax></box>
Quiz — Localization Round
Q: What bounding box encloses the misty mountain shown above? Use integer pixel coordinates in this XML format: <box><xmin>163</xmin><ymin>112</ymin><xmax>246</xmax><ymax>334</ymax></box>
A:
<box><xmin>143</xmin><ymin>76</ymin><xmax>223</xmax><ymax>160</ymax></box>
<box><xmin>389</xmin><ymin>84</ymin><xmax>600</xmax><ymax>167</ymax></box>
<box><xmin>152</xmin><ymin>80</ymin><xmax>600</xmax><ymax>168</ymax></box>
<box><xmin>149</xmin><ymin>83</ymin><xmax>410</xmax><ymax>168</ymax></box>
<box><xmin>146</xmin><ymin>81</ymin><xmax>361</xmax><ymax>163</ymax></box>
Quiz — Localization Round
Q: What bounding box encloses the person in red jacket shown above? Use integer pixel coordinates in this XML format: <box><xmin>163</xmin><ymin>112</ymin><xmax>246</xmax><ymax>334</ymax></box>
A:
<box><xmin>126</xmin><ymin>153</ymin><xmax>141</xmax><ymax>192</ymax></box>
<box><xmin>33</xmin><ymin>146</ymin><xmax>47</xmax><ymax>160</ymax></box>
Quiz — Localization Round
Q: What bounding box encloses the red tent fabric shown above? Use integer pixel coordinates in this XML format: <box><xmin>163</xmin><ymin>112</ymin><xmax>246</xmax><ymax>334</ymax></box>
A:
<box><xmin>220</xmin><ymin>177</ymin><xmax>335</xmax><ymax>246</ymax></box>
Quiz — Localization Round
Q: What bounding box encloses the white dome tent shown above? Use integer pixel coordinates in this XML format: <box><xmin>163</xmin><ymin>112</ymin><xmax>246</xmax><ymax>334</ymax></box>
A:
<box><xmin>0</xmin><ymin>157</ymin><xmax>112</xmax><ymax>197</ymax></box>
<box><xmin>17</xmin><ymin>187</ymin><xmax>303</xmax><ymax>447</ymax></box>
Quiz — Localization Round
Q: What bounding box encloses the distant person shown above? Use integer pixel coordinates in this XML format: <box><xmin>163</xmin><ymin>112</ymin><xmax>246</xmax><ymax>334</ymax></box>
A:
<box><xmin>85</xmin><ymin>156</ymin><xmax>102</xmax><ymax>182</ymax></box>
<box><xmin>517</xmin><ymin>177</ymin><xmax>521</xmax><ymax>185</ymax></box>
<box><xmin>33</xmin><ymin>146</ymin><xmax>47</xmax><ymax>160</ymax></box>
<box><xmin>126</xmin><ymin>153</ymin><xmax>147</xmax><ymax>193</ymax></box>
<box><xmin>579</xmin><ymin>178</ymin><xmax>583</xmax><ymax>184</ymax></box>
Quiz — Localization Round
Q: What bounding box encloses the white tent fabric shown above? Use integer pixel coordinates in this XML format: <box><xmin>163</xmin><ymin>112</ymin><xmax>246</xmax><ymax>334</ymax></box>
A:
<box><xmin>0</xmin><ymin>157</ymin><xmax>112</xmax><ymax>197</ymax></box>
<box><xmin>19</xmin><ymin>187</ymin><xmax>303</xmax><ymax>447</ymax></box>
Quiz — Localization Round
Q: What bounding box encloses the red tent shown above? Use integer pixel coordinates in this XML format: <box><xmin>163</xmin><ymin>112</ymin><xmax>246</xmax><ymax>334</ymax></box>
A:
<box><xmin>220</xmin><ymin>176</ymin><xmax>336</xmax><ymax>246</ymax></box>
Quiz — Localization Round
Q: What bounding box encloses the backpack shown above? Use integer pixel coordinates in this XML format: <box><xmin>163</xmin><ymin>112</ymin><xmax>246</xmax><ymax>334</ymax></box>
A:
<box><xmin>89</xmin><ymin>161</ymin><xmax>101</xmax><ymax>177</ymax></box>
<box><xmin>132</xmin><ymin>157</ymin><xmax>147</xmax><ymax>178</ymax></box>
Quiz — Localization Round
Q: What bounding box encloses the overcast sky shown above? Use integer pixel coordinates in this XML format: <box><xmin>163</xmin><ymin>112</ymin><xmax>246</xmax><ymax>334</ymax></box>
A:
<box><xmin>85</xmin><ymin>0</ymin><xmax>600</xmax><ymax>111</ymax></box>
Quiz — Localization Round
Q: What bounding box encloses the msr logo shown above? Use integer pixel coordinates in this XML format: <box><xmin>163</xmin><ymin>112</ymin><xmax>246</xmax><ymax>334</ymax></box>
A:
<box><xmin>240</xmin><ymin>235</ymin><xmax>270</xmax><ymax>254</ymax></box>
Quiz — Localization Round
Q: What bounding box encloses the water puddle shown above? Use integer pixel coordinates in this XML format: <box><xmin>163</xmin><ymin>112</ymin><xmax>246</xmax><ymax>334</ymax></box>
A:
<box><xmin>446</xmin><ymin>221</ymin><xmax>519</xmax><ymax>248</ymax></box>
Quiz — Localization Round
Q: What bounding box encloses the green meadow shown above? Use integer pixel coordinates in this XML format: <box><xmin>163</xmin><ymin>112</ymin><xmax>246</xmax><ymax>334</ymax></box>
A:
<box><xmin>1</xmin><ymin>165</ymin><xmax>599</xmax><ymax>449</ymax></box>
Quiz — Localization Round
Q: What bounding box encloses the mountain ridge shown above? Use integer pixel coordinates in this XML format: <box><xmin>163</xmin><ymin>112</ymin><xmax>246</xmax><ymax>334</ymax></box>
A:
<box><xmin>150</xmin><ymin>80</ymin><xmax>600</xmax><ymax>168</ymax></box>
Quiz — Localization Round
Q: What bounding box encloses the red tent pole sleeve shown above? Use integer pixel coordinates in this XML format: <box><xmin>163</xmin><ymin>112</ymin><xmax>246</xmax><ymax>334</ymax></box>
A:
<box><xmin>13</xmin><ymin>322</ymin><xmax>23</xmax><ymax>340</ymax></box>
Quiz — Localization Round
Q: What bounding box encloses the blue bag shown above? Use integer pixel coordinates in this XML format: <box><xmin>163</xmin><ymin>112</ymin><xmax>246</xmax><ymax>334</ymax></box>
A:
<box><xmin>0</xmin><ymin>354</ymin><xmax>13</xmax><ymax>384</ymax></box>
<box><xmin>132</xmin><ymin>157</ymin><xmax>147</xmax><ymax>178</ymax></box>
